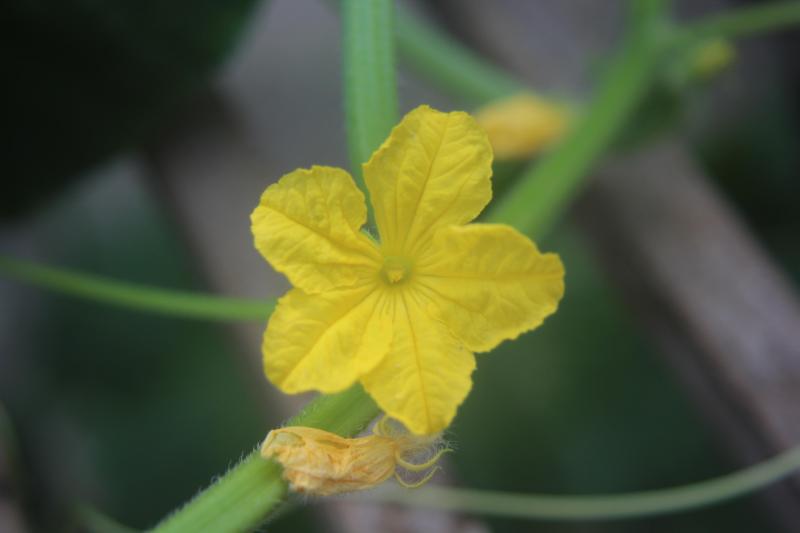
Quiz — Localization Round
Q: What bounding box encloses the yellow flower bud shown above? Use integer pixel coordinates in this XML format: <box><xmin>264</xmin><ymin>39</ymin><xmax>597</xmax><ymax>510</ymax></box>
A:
<box><xmin>690</xmin><ymin>39</ymin><xmax>735</xmax><ymax>81</ymax></box>
<box><xmin>475</xmin><ymin>93</ymin><xmax>570</xmax><ymax>160</ymax></box>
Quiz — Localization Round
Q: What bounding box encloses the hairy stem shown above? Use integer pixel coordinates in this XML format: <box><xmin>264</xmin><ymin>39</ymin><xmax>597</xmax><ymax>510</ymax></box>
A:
<box><xmin>150</xmin><ymin>386</ymin><xmax>379</xmax><ymax>533</ymax></box>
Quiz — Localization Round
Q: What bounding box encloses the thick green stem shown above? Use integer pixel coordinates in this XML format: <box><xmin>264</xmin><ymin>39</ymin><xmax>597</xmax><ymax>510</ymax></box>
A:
<box><xmin>0</xmin><ymin>255</ymin><xmax>273</xmax><ymax>321</ymax></box>
<box><xmin>342</xmin><ymin>0</ymin><xmax>398</xmax><ymax>229</ymax></box>
<box><xmin>486</xmin><ymin>0</ymin><xmax>667</xmax><ymax>237</ymax></box>
<box><xmin>150</xmin><ymin>386</ymin><xmax>379</xmax><ymax>533</ymax></box>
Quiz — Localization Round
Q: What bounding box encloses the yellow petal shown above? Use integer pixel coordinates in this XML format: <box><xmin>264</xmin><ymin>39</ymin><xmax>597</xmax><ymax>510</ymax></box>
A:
<box><xmin>360</xmin><ymin>290</ymin><xmax>475</xmax><ymax>435</ymax></box>
<box><xmin>263</xmin><ymin>285</ymin><xmax>392</xmax><ymax>394</ymax></box>
<box><xmin>251</xmin><ymin>165</ymin><xmax>381</xmax><ymax>294</ymax></box>
<box><xmin>364</xmin><ymin>105</ymin><xmax>492</xmax><ymax>256</ymax></box>
<box><xmin>261</xmin><ymin>427</ymin><xmax>397</xmax><ymax>496</ymax></box>
<box><xmin>474</xmin><ymin>93</ymin><xmax>569</xmax><ymax>160</ymax></box>
<box><xmin>415</xmin><ymin>224</ymin><xmax>565</xmax><ymax>352</ymax></box>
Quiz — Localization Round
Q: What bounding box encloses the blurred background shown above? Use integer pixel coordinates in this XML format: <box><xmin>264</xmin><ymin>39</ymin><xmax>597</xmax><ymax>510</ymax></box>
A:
<box><xmin>1</xmin><ymin>0</ymin><xmax>799</xmax><ymax>532</ymax></box>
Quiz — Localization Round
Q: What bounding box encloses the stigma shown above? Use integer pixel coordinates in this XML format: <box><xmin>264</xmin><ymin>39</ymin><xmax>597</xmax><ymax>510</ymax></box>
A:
<box><xmin>380</xmin><ymin>256</ymin><xmax>412</xmax><ymax>285</ymax></box>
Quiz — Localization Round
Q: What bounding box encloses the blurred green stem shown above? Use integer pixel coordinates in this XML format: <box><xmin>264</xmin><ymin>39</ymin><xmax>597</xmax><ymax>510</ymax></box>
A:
<box><xmin>342</xmin><ymin>0</ymin><xmax>398</xmax><ymax>229</ymax></box>
<box><xmin>150</xmin><ymin>386</ymin><xmax>379</xmax><ymax>533</ymax></box>
<box><xmin>671</xmin><ymin>0</ymin><xmax>800</xmax><ymax>49</ymax></box>
<box><xmin>395</xmin><ymin>8</ymin><xmax>522</xmax><ymax>104</ymax></box>
<box><xmin>396</xmin><ymin>1</ymin><xmax>800</xmax><ymax>239</ymax></box>
<box><xmin>0</xmin><ymin>255</ymin><xmax>274</xmax><ymax>321</ymax></box>
<box><xmin>362</xmin><ymin>444</ymin><xmax>800</xmax><ymax>520</ymax></box>
<box><xmin>486</xmin><ymin>0</ymin><xmax>667</xmax><ymax>237</ymax></box>
<box><xmin>396</xmin><ymin>0</ymin><xmax>800</xmax><ymax>107</ymax></box>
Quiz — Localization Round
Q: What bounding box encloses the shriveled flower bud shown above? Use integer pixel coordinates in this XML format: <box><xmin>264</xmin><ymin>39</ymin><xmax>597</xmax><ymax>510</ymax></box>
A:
<box><xmin>261</xmin><ymin>418</ymin><xmax>448</xmax><ymax>496</ymax></box>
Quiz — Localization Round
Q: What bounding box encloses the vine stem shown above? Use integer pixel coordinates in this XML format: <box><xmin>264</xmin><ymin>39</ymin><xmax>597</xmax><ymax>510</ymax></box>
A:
<box><xmin>394</xmin><ymin>8</ymin><xmax>521</xmax><ymax>105</ymax></box>
<box><xmin>396</xmin><ymin>1</ymin><xmax>800</xmax><ymax>239</ymax></box>
<box><xmin>670</xmin><ymin>0</ymin><xmax>800</xmax><ymax>49</ymax></box>
<box><xmin>0</xmin><ymin>255</ymin><xmax>273</xmax><ymax>321</ymax></box>
<box><xmin>358</xmin><ymin>445</ymin><xmax>800</xmax><ymax>521</ymax></box>
<box><xmin>395</xmin><ymin>1</ymin><xmax>800</xmax><ymax>107</ymax></box>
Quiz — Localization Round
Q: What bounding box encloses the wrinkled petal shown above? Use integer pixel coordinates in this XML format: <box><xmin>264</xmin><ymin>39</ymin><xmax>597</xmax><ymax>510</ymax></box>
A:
<box><xmin>251</xmin><ymin>165</ymin><xmax>381</xmax><ymax>294</ymax></box>
<box><xmin>415</xmin><ymin>224</ymin><xmax>565</xmax><ymax>352</ymax></box>
<box><xmin>261</xmin><ymin>427</ymin><xmax>397</xmax><ymax>496</ymax></box>
<box><xmin>360</xmin><ymin>289</ymin><xmax>475</xmax><ymax>435</ymax></box>
<box><xmin>364</xmin><ymin>105</ymin><xmax>492</xmax><ymax>256</ymax></box>
<box><xmin>263</xmin><ymin>285</ymin><xmax>392</xmax><ymax>394</ymax></box>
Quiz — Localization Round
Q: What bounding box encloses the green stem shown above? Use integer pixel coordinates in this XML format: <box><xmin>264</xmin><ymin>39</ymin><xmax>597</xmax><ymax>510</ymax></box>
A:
<box><xmin>150</xmin><ymin>385</ymin><xmax>379</xmax><ymax>533</ymax></box>
<box><xmin>395</xmin><ymin>7</ymin><xmax>522</xmax><ymax>104</ymax></box>
<box><xmin>486</xmin><ymin>0</ymin><xmax>667</xmax><ymax>238</ymax></box>
<box><xmin>671</xmin><ymin>1</ymin><xmax>800</xmax><ymax>49</ymax></box>
<box><xmin>361</xmin><ymin>444</ymin><xmax>800</xmax><ymax>521</ymax></box>
<box><xmin>0</xmin><ymin>255</ymin><xmax>274</xmax><ymax>321</ymax></box>
<box><xmin>342</xmin><ymin>0</ymin><xmax>398</xmax><ymax>229</ymax></box>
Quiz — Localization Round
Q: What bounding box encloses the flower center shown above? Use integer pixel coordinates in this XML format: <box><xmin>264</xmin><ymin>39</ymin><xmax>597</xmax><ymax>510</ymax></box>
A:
<box><xmin>380</xmin><ymin>256</ymin><xmax>412</xmax><ymax>285</ymax></box>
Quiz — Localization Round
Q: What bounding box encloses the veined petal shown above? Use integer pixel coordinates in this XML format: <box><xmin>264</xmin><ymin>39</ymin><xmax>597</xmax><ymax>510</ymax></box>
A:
<box><xmin>360</xmin><ymin>289</ymin><xmax>475</xmax><ymax>435</ymax></box>
<box><xmin>263</xmin><ymin>285</ymin><xmax>392</xmax><ymax>394</ymax></box>
<box><xmin>364</xmin><ymin>105</ymin><xmax>492</xmax><ymax>256</ymax></box>
<box><xmin>251</xmin><ymin>166</ymin><xmax>381</xmax><ymax>294</ymax></box>
<box><xmin>415</xmin><ymin>224</ymin><xmax>565</xmax><ymax>353</ymax></box>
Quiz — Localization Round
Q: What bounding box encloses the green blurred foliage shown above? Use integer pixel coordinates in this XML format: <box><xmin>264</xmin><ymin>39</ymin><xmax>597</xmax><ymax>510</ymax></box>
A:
<box><xmin>2</xmin><ymin>0</ymin><xmax>258</xmax><ymax>219</ymax></box>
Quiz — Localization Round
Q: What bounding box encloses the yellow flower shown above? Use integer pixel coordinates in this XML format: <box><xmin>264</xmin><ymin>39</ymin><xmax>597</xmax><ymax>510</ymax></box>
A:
<box><xmin>261</xmin><ymin>418</ymin><xmax>447</xmax><ymax>495</ymax></box>
<box><xmin>474</xmin><ymin>93</ymin><xmax>569</xmax><ymax>160</ymax></box>
<box><xmin>251</xmin><ymin>105</ymin><xmax>564</xmax><ymax>435</ymax></box>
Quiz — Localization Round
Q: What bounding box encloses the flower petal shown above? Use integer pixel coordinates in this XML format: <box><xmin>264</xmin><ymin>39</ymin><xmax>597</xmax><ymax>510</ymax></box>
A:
<box><xmin>251</xmin><ymin>166</ymin><xmax>381</xmax><ymax>294</ymax></box>
<box><xmin>364</xmin><ymin>105</ymin><xmax>492</xmax><ymax>255</ymax></box>
<box><xmin>415</xmin><ymin>224</ymin><xmax>565</xmax><ymax>352</ymax></box>
<box><xmin>360</xmin><ymin>289</ymin><xmax>475</xmax><ymax>435</ymax></box>
<box><xmin>263</xmin><ymin>285</ymin><xmax>392</xmax><ymax>394</ymax></box>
